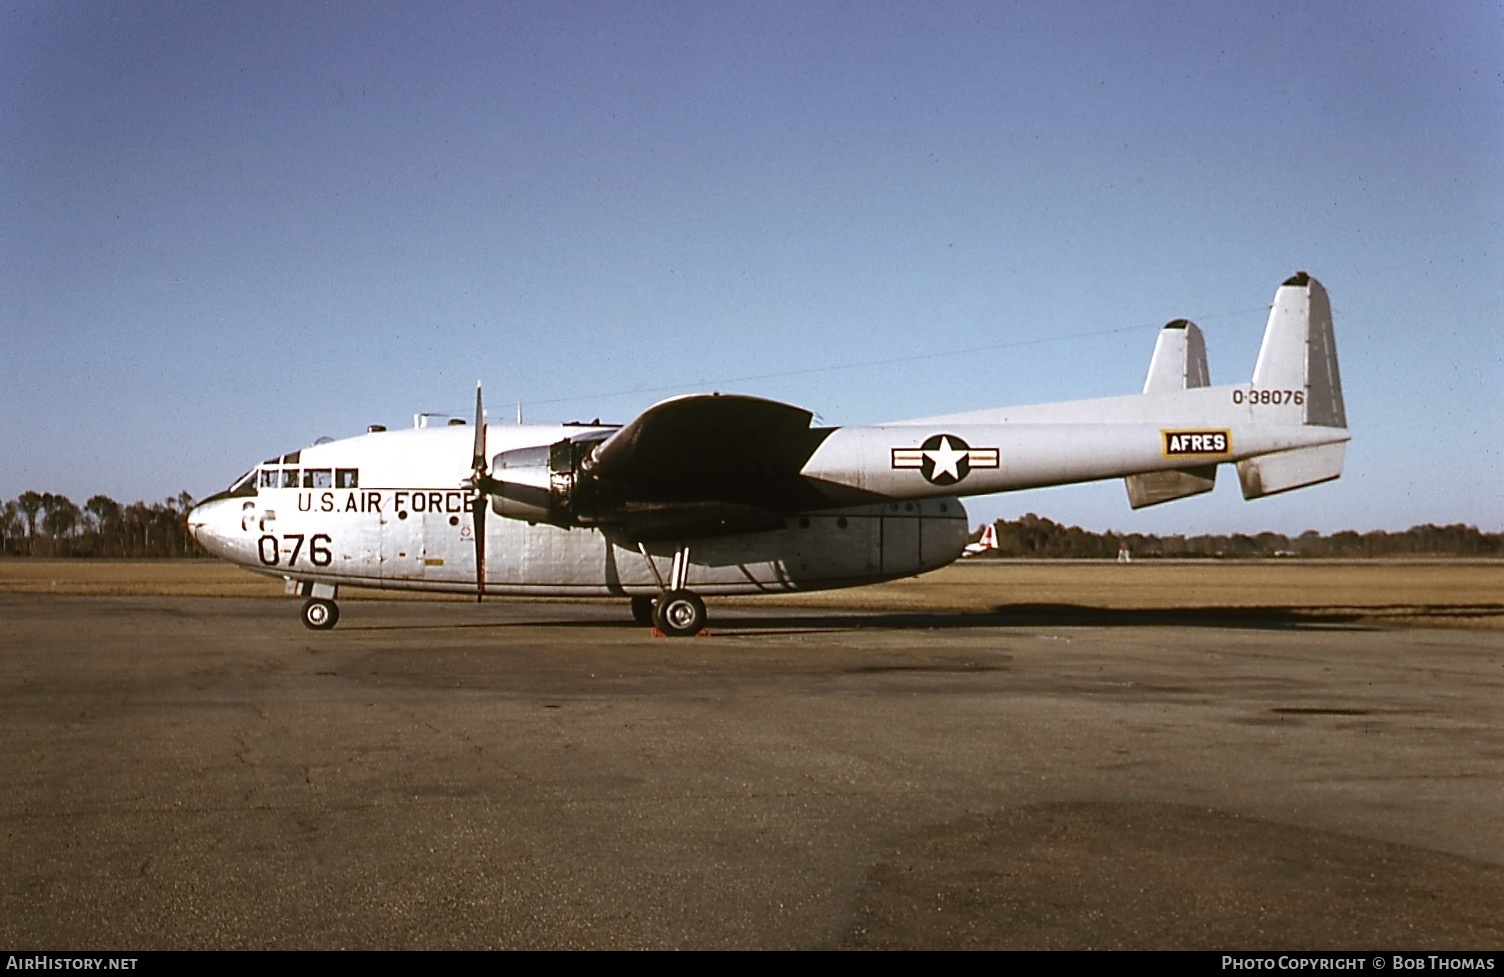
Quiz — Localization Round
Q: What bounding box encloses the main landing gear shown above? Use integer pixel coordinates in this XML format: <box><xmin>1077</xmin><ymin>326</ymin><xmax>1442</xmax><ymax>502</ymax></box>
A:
<box><xmin>653</xmin><ymin>590</ymin><xmax>706</xmax><ymax>637</ymax></box>
<box><xmin>633</xmin><ymin>543</ymin><xmax>709</xmax><ymax>637</ymax></box>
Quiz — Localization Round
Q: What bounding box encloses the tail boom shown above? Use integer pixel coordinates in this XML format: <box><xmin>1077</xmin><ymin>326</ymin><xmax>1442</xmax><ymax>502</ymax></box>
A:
<box><xmin>801</xmin><ymin>272</ymin><xmax>1349</xmax><ymax>507</ymax></box>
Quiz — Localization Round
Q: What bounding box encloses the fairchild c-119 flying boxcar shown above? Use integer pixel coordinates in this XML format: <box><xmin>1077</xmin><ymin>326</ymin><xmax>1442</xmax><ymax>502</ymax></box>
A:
<box><xmin>188</xmin><ymin>273</ymin><xmax>1348</xmax><ymax>635</ymax></box>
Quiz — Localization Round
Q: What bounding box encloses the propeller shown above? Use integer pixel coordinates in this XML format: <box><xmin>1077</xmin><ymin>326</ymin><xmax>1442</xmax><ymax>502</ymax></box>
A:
<box><xmin>466</xmin><ymin>381</ymin><xmax>503</xmax><ymax>603</ymax></box>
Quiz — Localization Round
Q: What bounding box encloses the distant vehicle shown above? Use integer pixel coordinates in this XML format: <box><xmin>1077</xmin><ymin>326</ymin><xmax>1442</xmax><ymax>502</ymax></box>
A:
<box><xmin>963</xmin><ymin>524</ymin><xmax>1000</xmax><ymax>557</ymax></box>
<box><xmin>188</xmin><ymin>273</ymin><xmax>1347</xmax><ymax>635</ymax></box>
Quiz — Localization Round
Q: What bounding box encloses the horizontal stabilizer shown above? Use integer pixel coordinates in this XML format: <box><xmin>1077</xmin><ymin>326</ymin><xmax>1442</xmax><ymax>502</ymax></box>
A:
<box><xmin>1237</xmin><ymin>443</ymin><xmax>1345</xmax><ymax>499</ymax></box>
<box><xmin>1126</xmin><ymin>466</ymin><xmax>1217</xmax><ymax>509</ymax></box>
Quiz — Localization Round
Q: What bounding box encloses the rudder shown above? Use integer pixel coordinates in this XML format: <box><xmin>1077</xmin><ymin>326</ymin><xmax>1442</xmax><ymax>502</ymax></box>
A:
<box><xmin>1249</xmin><ymin>272</ymin><xmax>1346</xmax><ymax>428</ymax></box>
<box><xmin>1238</xmin><ymin>272</ymin><xmax>1348</xmax><ymax>499</ymax></box>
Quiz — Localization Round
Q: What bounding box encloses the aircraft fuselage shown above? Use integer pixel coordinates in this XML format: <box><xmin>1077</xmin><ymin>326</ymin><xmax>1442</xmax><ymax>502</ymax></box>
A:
<box><xmin>189</xmin><ymin>422</ymin><xmax>969</xmax><ymax>598</ymax></box>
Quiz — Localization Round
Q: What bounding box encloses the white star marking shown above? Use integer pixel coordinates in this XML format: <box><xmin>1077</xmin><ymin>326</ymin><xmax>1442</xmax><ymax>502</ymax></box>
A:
<box><xmin>924</xmin><ymin>437</ymin><xmax>968</xmax><ymax>481</ymax></box>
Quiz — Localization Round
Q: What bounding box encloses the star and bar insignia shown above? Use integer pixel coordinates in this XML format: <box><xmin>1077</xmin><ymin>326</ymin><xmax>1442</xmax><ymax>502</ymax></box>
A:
<box><xmin>891</xmin><ymin>434</ymin><xmax>1000</xmax><ymax>486</ymax></box>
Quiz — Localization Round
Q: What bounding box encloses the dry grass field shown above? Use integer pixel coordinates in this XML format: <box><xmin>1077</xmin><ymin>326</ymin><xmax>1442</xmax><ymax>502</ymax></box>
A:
<box><xmin>2</xmin><ymin>557</ymin><xmax>1499</xmax><ymax>629</ymax></box>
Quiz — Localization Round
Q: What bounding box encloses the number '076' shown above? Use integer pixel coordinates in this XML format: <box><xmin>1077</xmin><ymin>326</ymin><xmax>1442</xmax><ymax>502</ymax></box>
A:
<box><xmin>257</xmin><ymin>533</ymin><xmax>333</xmax><ymax>567</ymax></box>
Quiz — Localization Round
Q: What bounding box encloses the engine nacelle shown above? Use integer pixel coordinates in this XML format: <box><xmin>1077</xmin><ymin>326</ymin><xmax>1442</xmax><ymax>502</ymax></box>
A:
<box><xmin>488</xmin><ymin>434</ymin><xmax>844</xmax><ymax>543</ymax></box>
<box><xmin>489</xmin><ymin>442</ymin><xmax>574</xmax><ymax>525</ymax></box>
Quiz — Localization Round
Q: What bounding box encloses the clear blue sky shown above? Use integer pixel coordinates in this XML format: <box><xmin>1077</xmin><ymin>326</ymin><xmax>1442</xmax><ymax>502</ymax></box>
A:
<box><xmin>4</xmin><ymin>1</ymin><xmax>1500</xmax><ymax>535</ymax></box>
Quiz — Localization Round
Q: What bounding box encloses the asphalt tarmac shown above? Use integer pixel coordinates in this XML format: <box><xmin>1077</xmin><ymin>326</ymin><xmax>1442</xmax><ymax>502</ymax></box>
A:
<box><xmin>2</xmin><ymin>594</ymin><xmax>1501</xmax><ymax>949</ymax></box>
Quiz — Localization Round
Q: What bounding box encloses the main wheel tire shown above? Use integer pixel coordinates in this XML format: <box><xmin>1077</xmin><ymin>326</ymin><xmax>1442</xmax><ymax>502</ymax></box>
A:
<box><xmin>301</xmin><ymin>598</ymin><xmax>339</xmax><ymax>630</ymax></box>
<box><xmin>630</xmin><ymin>595</ymin><xmax>656</xmax><ymax>625</ymax></box>
<box><xmin>652</xmin><ymin>590</ymin><xmax>706</xmax><ymax>637</ymax></box>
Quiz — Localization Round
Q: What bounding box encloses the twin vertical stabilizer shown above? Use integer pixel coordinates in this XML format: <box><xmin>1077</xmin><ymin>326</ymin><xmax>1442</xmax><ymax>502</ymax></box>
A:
<box><xmin>1236</xmin><ymin>272</ymin><xmax>1347</xmax><ymax>499</ymax></box>
<box><xmin>1125</xmin><ymin>319</ymin><xmax>1217</xmax><ymax>508</ymax></box>
<box><xmin>1142</xmin><ymin>319</ymin><xmax>1210</xmax><ymax>393</ymax></box>
<box><xmin>1126</xmin><ymin>273</ymin><xmax>1348</xmax><ymax>509</ymax></box>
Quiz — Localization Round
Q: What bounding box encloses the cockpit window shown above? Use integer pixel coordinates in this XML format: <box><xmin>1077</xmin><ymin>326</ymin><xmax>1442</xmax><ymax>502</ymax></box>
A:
<box><xmin>253</xmin><ymin>464</ymin><xmax>356</xmax><ymax>490</ymax></box>
<box><xmin>258</xmin><ymin>468</ymin><xmax>303</xmax><ymax>488</ymax></box>
<box><xmin>226</xmin><ymin>470</ymin><xmax>257</xmax><ymax>498</ymax></box>
<box><xmin>196</xmin><ymin>470</ymin><xmax>259</xmax><ymax>507</ymax></box>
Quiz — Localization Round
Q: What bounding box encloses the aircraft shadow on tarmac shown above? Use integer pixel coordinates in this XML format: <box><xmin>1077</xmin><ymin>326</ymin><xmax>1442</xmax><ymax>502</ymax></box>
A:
<box><xmin>700</xmin><ymin>604</ymin><xmax>1381</xmax><ymax>633</ymax></box>
<box><xmin>334</xmin><ymin>600</ymin><xmax>1504</xmax><ymax>634</ymax></box>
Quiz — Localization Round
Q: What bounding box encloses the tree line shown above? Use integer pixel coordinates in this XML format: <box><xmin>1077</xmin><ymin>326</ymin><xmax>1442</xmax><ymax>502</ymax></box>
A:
<box><xmin>977</xmin><ymin>513</ymin><xmax>1504</xmax><ymax>559</ymax></box>
<box><xmin>0</xmin><ymin>491</ymin><xmax>203</xmax><ymax>558</ymax></box>
<box><xmin>2</xmin><ymin>491</ymin><xmax>1498</xmax><ymax>560</ymax></box>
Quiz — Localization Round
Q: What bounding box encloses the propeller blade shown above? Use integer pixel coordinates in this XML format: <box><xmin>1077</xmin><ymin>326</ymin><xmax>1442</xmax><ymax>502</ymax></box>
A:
<box><xmin>471</xmin><ymin>381</ymin><xmax>488</xmax><ymax>603</ymax></box>
<box><xmin>472</xmin><ymin>381</ymin><xmax>487</xmax><ymax>474</ymax></box>
<box><xmin>472</xmin><ymin>492</ymin><xmax>487</xmax><ymax>603</ymax></box>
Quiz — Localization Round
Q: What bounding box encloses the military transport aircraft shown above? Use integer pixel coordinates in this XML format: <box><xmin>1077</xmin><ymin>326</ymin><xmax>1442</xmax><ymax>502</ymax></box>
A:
<box><xmin>187</xmin><ymin>273</ymin><xmax>1347</xmax><ymax>636</ymax></box>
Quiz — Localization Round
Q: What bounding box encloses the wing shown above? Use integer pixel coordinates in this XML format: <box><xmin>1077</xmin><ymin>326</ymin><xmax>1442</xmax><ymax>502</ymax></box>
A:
<box><xmin>585</xmin><ymin>394</ymin><xmax>835</xmax><ymax>513</ymax></box>
<box><xmin>486</xmin><ymin>393</ymin><xmax>853</xmax><ymax>540</ymax></box>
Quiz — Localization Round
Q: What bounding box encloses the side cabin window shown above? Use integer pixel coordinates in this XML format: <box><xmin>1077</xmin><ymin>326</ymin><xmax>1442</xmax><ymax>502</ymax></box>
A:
<box><xmin>280</xmin><ymin>469</ymin><xmax>299</xmax><ymax>489</ymax></box>
<box><xmin>303</xmin><ymin>469</ymin><xmax>333</xmax><ymax>489</ymax></box>
<box><xmin>336</xmin><ymin>468</ymin><xmax>359</xmax><ymax>489</ymax></box>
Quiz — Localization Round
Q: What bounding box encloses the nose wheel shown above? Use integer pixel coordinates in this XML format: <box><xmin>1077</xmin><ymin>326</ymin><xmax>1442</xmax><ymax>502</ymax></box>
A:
<box><xmin>300</xmin><ymin>598</ymin><xmax>340</xmax><ymax>630</ymax></box>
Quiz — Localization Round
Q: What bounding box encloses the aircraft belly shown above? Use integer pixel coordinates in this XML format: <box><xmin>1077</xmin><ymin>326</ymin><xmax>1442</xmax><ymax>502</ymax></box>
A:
<box><xmin>469</xmin><ymin>500</ymin><xmax>967</xmax><ymax>596</ymax></box>
<box><xmin>880</xmin><ymin>508</ymin><xmax>921</xmax><ymax>577</ymax></box>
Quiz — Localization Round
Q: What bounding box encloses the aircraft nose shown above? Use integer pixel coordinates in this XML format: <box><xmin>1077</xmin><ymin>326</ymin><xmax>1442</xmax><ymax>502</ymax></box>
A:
<box><xmin>185</xmin><ymin>502</ymin><xmax>211</xmax><ymax>546</ymax></box>
<box><xmin>185</xmin><ymin>497</ymin><xmax>244</xmax><ymax>560</ymax></box>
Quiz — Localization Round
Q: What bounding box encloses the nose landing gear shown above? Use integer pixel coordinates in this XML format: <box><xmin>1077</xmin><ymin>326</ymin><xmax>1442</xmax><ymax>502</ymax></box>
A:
<box><xmin>295</xmin><ymin>580</ymin><xmax>341</xmax><ymax>630</ymax></box>
<box><xmin>300</xmin><ymin>597</ymin><xmax>339</xmax><ymax>630</ymax></box>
